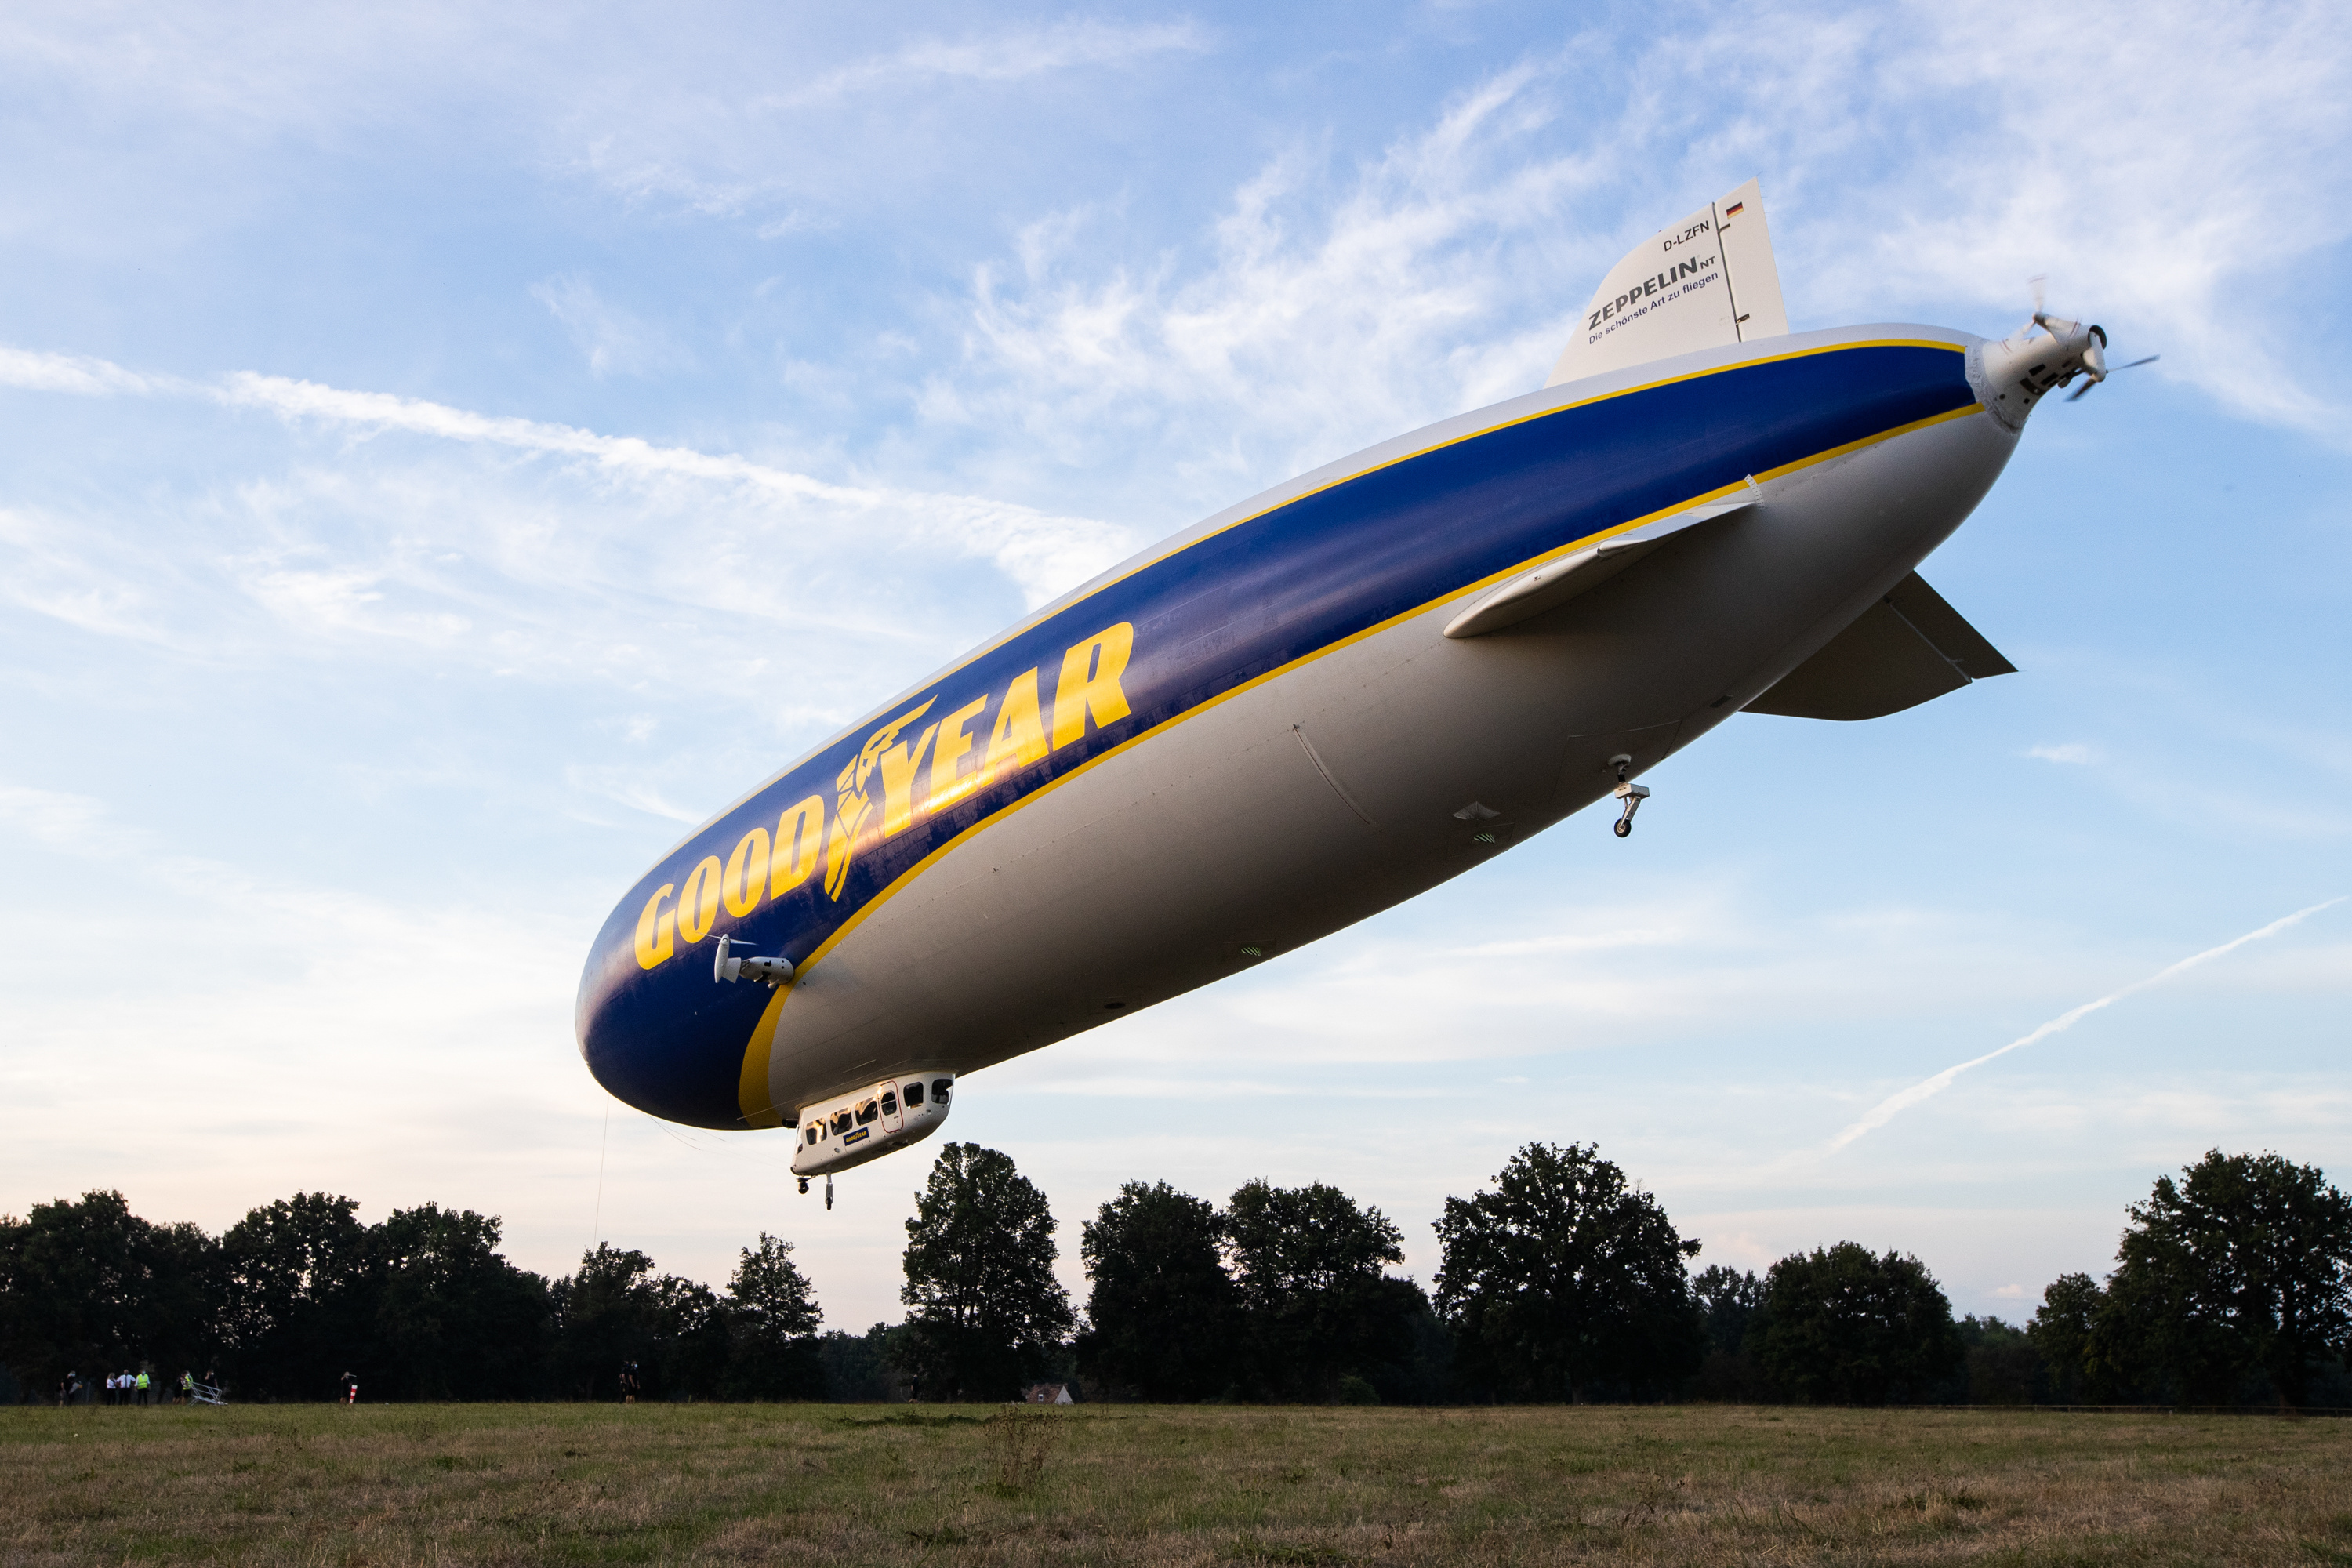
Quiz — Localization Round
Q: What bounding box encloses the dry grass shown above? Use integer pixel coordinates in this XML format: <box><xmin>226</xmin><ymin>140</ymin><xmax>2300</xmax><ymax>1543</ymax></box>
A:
<box><xmin>2</xmin><ymin>1401</ymin><xmax>2348</xmax><ymax>1566</ymax></box>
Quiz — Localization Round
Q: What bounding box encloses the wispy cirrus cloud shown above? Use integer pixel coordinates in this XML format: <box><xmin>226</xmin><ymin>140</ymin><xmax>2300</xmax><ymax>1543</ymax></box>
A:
<box><xmin>0</xmin><ymin>342</ymin><xmax>1138</xmax><ymax>613</ymax></box>
<box><xmin>529</xmin><ymin>274</ymin><xmax>691</xmax><ymax>379</ymax></box>
<box><xmin>1819</xmin><ymin>898</ymin><xmax>2346</xmax><ymax>1157</ymax></box>
<box><xmin>937</xmin><ymin>61</ymin><xmax>1610</xmax><ymax>506</ymax></box>
<box><xmin>939</xmin><ymin>0</ymin><xmax>2352</xmax><ymax>517</ymax></box>
<box><xmin>765</xmin><ymin>18</ymin><xmax>1211</xmax><ymax>107</ymax></box>
<box><xmin>0</xmin><ymin>345</ymin><xmax>175</xmax><ymax>397</ymax></box>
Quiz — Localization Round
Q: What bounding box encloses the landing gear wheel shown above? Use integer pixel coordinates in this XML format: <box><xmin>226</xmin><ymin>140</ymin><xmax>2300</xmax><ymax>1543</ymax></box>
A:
<box><xmin>1610</xmin><ymin>778</ymin><xmax>1650</xmax><ymax>839</ymax></box>
<box><xmin>797</xmin><ymin>1177</ymin><xmax>808</xmax><ymax>1196</ymax></box>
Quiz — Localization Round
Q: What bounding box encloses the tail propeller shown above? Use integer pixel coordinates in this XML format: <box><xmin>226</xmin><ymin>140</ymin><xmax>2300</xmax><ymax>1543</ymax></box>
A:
<box><xmin>2021</xmin><ymin>276</ymin><xmax>2158</xmax><ymax>403</ymax></box>
<box><xmin>2065</xmin><ymin>350</ymin><xmax>2159</xmax><ymax>401</ymax></box>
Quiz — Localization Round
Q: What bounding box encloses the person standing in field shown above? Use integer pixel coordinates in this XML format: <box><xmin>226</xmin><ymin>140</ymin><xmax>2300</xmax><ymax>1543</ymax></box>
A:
<box><xmin>136</xmin><ymin>1370</ymin><xmax>151</xmax><ymax>1407</ymax></box>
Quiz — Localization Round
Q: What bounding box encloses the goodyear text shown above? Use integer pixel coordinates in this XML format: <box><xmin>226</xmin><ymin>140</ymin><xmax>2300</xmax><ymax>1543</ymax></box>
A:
<box><xmin>633</xmin><ymin>622</ymin><xmax>1134</xmax><ymax>970</ymax></box>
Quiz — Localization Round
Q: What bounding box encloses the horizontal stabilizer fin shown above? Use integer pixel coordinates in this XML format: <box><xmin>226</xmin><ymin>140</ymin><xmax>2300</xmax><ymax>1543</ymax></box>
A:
<box><xmin>1747</xmin><ymin>572</ymin><xmax>2016</xmax><ymax>721</ymax></box>
<box><xmin>1444</xmin><ymin>492</ymin><xmax>1757</xmax><ymax>640</ymax></box>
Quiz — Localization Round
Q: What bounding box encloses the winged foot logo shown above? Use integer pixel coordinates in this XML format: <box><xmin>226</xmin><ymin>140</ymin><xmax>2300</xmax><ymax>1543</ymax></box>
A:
<box><xmin>824</xmin><ymin>695</ymin><xmax>938</xmax><ymax>899</ymax></box>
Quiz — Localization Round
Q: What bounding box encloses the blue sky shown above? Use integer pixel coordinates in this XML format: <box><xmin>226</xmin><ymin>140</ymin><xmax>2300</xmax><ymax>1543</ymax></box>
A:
<box><xmin>3</xmin><ymin>1</ymin><xmax>2348</xmax><ymax>1334</ymax></box>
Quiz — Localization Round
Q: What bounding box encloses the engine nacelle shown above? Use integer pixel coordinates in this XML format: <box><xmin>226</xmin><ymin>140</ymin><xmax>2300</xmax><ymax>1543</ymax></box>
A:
<box><xmin>1968</xmin><ymin>314</ymin><xmax>2105</xmax><ymax>432</ymax></box>
<box><xmin>790</xmin><ymin>1071</ymin><xmax>954</xmax><ymax>1179</ymax></box>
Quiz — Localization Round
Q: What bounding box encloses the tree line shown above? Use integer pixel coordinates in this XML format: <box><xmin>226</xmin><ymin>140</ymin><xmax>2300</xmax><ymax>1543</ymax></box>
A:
<box><xmin>5</xmin><ymin>1143</ymin><xmax>2347</xmax><ymax>1406</ymax></box>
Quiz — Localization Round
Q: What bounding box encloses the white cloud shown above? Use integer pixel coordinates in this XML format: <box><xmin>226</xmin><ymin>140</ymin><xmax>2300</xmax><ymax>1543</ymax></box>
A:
<box><xmin>2029</xmin><ymin>742</ymin><xmax>2095</xmax><ymax>765</ymax></box>
<box><xmin>932</xmin><ymin>0</ymin><xmax>2352</xmax><ymax>521</ymax></box>
<box><xmin>528</xmin><ymin>274</ymin><xmax>690</xmax><ymax>378</ymax></box>
<box><xmin>0</xmin><ymin>345</ymin><xmax>174</xmax><ymax>397</ymax></box>
<box><xmin>564</xmin><ymin>764</ymin><xmax>711</xmax><ymax>826</ymax></box>
<box><xmin>943</xmin><ymin>64</ymin><xmax>1604</xmax><ymax>502</ymax></box>
<box><xmin>768</xmin><ymin>20</ymin><xmax>1212</xmax><ymax>106</ymax></box>
<box><xmin>0</xmin><ymin>340</ymin><xmax>1134</xmax><ymax>677</ymax></box>
<box><xmin>0</xmin><ymin>506</ymin><xmax>195</xmax><ymax>648</ymax></box>
<box><xmin>1797</xmin><ymin>0</ymin><xmax>2352</xmax><ymax>437</ymax></box>
<box><xmin>216</xmin><ymin>368</ymin><xmax>1134</xmax><ymax>609</ymax></box>
<box><xmin>1041</xmin><ymin>877</ymin><xmax>2134</xmax><ymax>1071</ymax></box>
<box><xmin>1817</xmin><ymin>898</ymin><xmax>2344</xmax><ymax>1158</ymax></box>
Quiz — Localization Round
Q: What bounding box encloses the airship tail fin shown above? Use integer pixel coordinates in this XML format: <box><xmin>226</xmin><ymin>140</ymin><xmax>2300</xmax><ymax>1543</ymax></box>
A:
<box><xmin>1547</xmin><ymin>178</ymin><xmax>1790</xmax><ymax>387</ymax></box>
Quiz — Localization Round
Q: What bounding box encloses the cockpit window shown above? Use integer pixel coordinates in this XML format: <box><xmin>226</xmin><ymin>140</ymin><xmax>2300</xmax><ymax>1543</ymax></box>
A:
<box><xmin>932</xmin><ymin>1078</ymin><xmax>953</xmax><ymax>1104</ymax></box>
<box><xmin>831</xmin><ymin>1111</ymin><xmax>852</xmax><ymax>1136</ymax></box>
<box><xmin>905</xmin><ymin>1081</ymin><xmax>924</xmax><ymax>1107</ymax></box>
<box><xmin>880</xmin><ymin>1090</ymin><xmax>898</xmax><ymax>1116</ymax></box>
<box><xmin>855</xmin><ymin>1099</ymin><xmax>879</xmax><ymax>1125</ymax></box>
<box><xmin>805</xmin><ymin>1127</ymin><xmax>818</xmax><ymax>1145</ymax></box>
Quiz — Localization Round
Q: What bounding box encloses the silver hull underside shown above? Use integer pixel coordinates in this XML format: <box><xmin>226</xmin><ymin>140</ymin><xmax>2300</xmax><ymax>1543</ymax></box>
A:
<box><xmin>760</xmin><ymin>402</ymin><xmax>2019</xmax><ymax>1113</ymax></box>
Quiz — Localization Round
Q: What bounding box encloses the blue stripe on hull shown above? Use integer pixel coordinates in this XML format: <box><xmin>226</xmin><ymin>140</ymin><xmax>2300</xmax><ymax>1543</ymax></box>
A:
<box><xmin>581</xmin><ymin>339</ymin><xmax>1975</xmax><ymax>1127</ymax></box>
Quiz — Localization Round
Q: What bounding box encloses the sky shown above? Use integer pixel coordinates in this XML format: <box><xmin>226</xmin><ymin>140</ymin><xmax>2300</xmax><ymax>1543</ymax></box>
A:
<box><xmin>2</xmin><ymin>0</ymin><xmax>2348</xmax><ymax>1337</ymax></box>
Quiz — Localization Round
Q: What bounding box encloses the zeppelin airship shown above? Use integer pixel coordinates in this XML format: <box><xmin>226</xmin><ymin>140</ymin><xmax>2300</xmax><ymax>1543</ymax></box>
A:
<box><xmin>576</xmin><ymin>180</ymin><xmax>2139</xmax><ymax>1194</ymax></box>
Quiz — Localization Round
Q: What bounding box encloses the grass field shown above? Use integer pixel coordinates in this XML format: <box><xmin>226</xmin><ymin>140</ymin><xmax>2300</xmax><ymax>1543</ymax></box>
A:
<box><xmin>2</xmin><ymin>1402</ymin><xmax>2347</xmax><ymax>1566</ymax></box>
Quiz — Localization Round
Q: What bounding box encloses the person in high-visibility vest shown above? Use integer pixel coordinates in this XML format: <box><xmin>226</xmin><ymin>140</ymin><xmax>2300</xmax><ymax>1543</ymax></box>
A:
<box><xmin>180</xmin><ymin>1371</ymin><xmax>194</xmax><ymax>1404</ymax></box>
<box><xmin>134</xmin><ymin>1370</ymin><xmax>150</xmax><ymax>1407</ymax></box>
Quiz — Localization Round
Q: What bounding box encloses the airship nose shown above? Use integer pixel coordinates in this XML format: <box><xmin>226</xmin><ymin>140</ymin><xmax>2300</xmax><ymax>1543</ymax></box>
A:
<box><xmin>575</xmin><ymin>878</ymin><xmax>775</xmax><ymax>1131</ymax></box>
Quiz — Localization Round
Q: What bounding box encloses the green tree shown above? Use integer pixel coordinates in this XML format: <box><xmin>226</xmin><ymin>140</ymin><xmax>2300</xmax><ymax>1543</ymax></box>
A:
<box><xmin>722</xmin><ymin>1233</ymin><xmax>825</xmax><ymax>1399</ymax></box>
<box><xmin>1752</xmin><ymin>1243</ymin><xmax>1962</xmax><ymax>1405</ymax></box>
<box><xmin>816</xmin><ymin>1322</ymin><xmax>906</xmax><ymax>1402</ymax></box>
<box><xmin>553</xmin><ymin>1243</ymin><xmax>662</xmax><ymax>1399</ymax></box>
<box><xmin>1432</xmin><ymin>1143</ymin><xmax>1703</xmax><ymax>1403</ymax></box>
<box><xmin>897</xmin><ymin>1144</ymin><xmax>1073</xmax><ymax>1400</ymax></box>
<box><xmin>2101</xmin><ymin>1150</ymin><xmax>2352</xmax><ymax>1407</ymax></box>
<box><xmin>1225</xmin><ymin>1179</ymin><xmax>1410</xmax><ymax>1401</ymax></box>
<box><xmin>1076</xmin><ymin>1181</ymin><xmax>1235</xmax><ymax>1402</ymax></box>
<box><xmin>2028</xmin><ymin>1272</ymin><xmax>2113</xmax><ymax>1403</ymax></box>
<box><xmin>1957</xmin><ymin>1316</ymin><xmax>2041</xmax><ymax>1404</ymax></box>
<box><xmin>650</xmin><ymin>1274</ymin><xmax>731</xmax><ymax>1399</ymax></box>
<box><xmin>0</xmin><ymin>1191</ymin><xmax>217</xmax><ymax>1398</ymax></box>
<box><xmin>1690</xmin><ymin>1265</ymin><xmax>1767</xmax><ymax>1401</ymax></box>
<box><xmin>218</xmin><ymin>1193</ymin><xmax>376</xmax><ymax>1400</ymax></box>
<box><xmin>372</xmin><ymin>1204</ymin><xmax>551</xmax><ymax>1400</ymax></box>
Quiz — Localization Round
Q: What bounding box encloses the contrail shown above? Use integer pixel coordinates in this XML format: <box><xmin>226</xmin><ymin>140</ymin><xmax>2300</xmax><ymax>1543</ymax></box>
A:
<box><xmin>1824</xmin><ymin>897</ymin><xmax>2343</xmax><ymax>1155</ymax></box>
